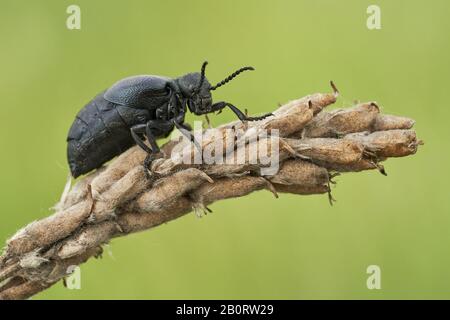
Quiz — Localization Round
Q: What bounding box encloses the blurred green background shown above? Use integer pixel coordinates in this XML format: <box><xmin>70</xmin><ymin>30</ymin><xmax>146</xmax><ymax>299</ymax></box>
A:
<box><xmin>0</xmin><ymin>0</ymin><xmax>448</xmax><ymax>299</ymax></box>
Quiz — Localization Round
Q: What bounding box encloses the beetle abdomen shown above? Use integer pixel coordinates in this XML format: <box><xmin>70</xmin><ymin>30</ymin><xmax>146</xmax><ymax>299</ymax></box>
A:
<box><xmin>67</xmin><ymin>92</ymin><xmax>136</xmax><ymax>178</ymax></box>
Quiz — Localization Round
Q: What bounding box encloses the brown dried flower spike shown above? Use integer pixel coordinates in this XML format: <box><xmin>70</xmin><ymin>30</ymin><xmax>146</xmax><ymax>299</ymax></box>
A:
<box><xmin>0</xmin><ymin>82</ymin><xmax>421</xmax><ymax>300</ymax></box>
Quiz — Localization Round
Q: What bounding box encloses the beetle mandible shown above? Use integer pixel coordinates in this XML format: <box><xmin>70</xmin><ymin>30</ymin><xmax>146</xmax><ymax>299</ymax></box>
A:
<box><xmin>67</xmin><ymin>61</ymin><xmax>273</xmax><ymax>178</ymax></box>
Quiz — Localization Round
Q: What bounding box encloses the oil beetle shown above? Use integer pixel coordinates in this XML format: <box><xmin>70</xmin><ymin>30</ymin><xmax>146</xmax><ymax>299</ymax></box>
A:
<box><xmin>67</xmin><ymin>61</ymin><xmax>272</xmax><ymax>178</ymax></box>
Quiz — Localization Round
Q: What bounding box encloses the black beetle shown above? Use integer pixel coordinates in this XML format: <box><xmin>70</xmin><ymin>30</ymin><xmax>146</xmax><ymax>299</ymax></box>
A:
<box><xmin>67</xmin><ymin>61</ymin><xmax>272</xmax><ymax>178</ymax></box>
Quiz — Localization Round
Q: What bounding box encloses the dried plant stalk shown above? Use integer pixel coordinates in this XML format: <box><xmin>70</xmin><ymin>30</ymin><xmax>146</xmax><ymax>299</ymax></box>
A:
<box><xmin>0</xmin><ymin>84</ymin><xmax>421</xmax><ymax>299</ymax></box>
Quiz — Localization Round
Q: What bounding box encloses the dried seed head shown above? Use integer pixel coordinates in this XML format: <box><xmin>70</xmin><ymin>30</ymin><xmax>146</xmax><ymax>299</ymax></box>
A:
<box><xmin>303</xmin><ymin>102</ymin><xmax>380</xmax><ymax>138</ymax></box>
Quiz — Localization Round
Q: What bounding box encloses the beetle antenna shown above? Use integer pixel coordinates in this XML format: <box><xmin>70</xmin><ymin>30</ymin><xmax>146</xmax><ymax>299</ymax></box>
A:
<box><xmin>210</xmin><ymin>66</ymin><xmax>255</xmax><ymax>91</ymax></box>
<box><xmin>195</xmin><ymin>61</ymin><xmax>208</xmax><ymax>93</ymax></box>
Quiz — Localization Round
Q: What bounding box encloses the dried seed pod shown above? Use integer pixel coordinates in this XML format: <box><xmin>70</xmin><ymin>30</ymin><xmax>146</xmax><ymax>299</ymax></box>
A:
<box><xmin>57</xmin><ymin>222</ymin><xmax>117</xmax><ymax>259</ymax></box>
<box><xmin>372</xmin><ymin>114</ymin><xmax>415</xmax><ymax>131</ymax></box>
<box><xmin>274</xmin><ymin>85</ymin><xmax>337</xmax><ymax>116</ymax></box>
<box><xmin>118</xmin><ymin>197</ymin><xmax>193</xmax><ymax>234</ymax></box>
<box><xmin>312</xmin><ymin>158</ymin><xmax>381</xmax><ymax>173</ymax></box>
<box><xmin>204</xmin><ymin>164</ymin><xmax>255</xmax><ymax>177</ymax></box>
<box><xmin>345</xmin><ymin>129</ymin><xmax>419</xmax><ymax>158</ymax></box>
<box><xmin>273</xmin><ymin>183</ymin><xmax>329</xmax><ymax>195</ymax></box>
<box><xmin>90</xmin><ymin>147</ymin><xmax>145</xmax><ymax>195</ymax></box>
<box><xmin>47</xmin><ymin>246</ymin><xmax>102</xmax><ymax>283</ymax></box>
<box><xmin>302</xmin><ymin>102</ymin><xmax>380</xmax><ymax>138</ymax></box>
<box><xmin>306</xmin><ymin>83</ymin><xmax>339</xmax><ymax>114</ymax></box>
<box><xmin>91</xmin><ymin>166</ymin><xmax>149</xmax><ymax>222</ymax></box>
<box><xmin>0</xmin><ymin>277</ymin><xmax>53</xmax><ymax>300</ymax></box>
<box><xmin>269</xmin><ymin>159</ymin><xmax>329</xmax><ymax>187</ymax></box>
<box><xmin>264</xmin><ymin>104</ymin><xmax>314</xmax><ymax>137</ymax></box>
<box><xmin>131</xmin><ymin>168</ymin><xmax>213</xmax><ymax>213</ymax></box>
<box><xmin>7</xmin><ymin>192</ymin><xmax>94</xmax><ymax>256</ymax></box>
<box><xmin>191</xmin><ymin>176</ymin><xmax>268</xmax><ymax>205</ymax></box>
<box><xmin>286</xmin><ymin>138</ymin><xmax>364</xmax><ymax>165</ymax></box>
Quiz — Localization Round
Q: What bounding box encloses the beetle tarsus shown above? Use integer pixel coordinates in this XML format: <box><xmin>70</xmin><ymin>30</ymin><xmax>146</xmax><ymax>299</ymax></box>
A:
<box><xmin>143</xmin><ymin>152</ymin><xmax>163</xmax><ymax>181</ymax></box>
<box><xmin>211</xmin><ymin>101</ymin><xmax>273</xmax><ymax>122</ymax></box>
<box><xmin>243</xmin><ymin>112</ymin><xmax>274</xmax><ymax>122</ymax></box>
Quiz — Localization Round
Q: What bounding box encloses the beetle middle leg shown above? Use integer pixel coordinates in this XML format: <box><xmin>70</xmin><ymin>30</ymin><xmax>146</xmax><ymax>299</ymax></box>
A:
<box><xmin>131</xmin><ymin>124</ymin><xmax>154</xmax><ymax>154</ymax></box>
<box><xmin>131</xmin><ymin>121</ymin><xmax>173</xmax><ymax>175</ymax></box>
<box><xmin>210</xmin><ymin>101</ymin><xmax>273</xmax><ymax>122</ymax></box>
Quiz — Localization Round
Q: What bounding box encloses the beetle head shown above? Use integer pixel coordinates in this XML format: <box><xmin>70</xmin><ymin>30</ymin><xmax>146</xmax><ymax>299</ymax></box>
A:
<box><xmin>177</xmin><ymin>62</ymin><xmax>212</xmax><ymax>115</ymax></box>
<box><xmin>177</xmin><ymin>61</ymin><xmax>254</xmax><ymax>115</ymax></box>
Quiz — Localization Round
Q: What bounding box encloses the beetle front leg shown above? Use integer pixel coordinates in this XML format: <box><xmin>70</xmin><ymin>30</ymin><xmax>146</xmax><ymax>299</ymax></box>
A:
<box><xmin>173</xmin><ymin>112</ymin><xmax>202</xmax><ymax>158</ymax></box>
<box><xmin>173</xmin><ymin>120</ymin><xmax>203</xmax><ymax>156</ymax></box>
<box><xmin>210</xmin><ymin>101</ymin><xmax>273</xmax><ymax>122</ymax></box>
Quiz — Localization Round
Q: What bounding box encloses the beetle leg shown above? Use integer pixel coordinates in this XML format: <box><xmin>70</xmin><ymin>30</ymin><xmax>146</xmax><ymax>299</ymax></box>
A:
<box><xmin>131</xmin><ymin>124</ymin><xmax>163</xmax><ymax>177</ymax></box>
<box><xmin>144</xmin><ymin>123</ymin><xmax>161</xmax><ymax>154</ymax></box>
<box><xmin>143</xmin><ymin>120</ymin><xmax>180</xmax><ymax>171</ymax></box>
<box><xmin>166</xmin><ymin>83</ymin><xmax>184</xmax><ymax>119</ymax></box>
<box><xmin>173</xmin><ymin>120</ymin><xmax>203</xmax><ymax>156</ymax></box>
<box><xmin>173</xmin><ymin>112</ymin><xmax>199</xmax><ymax>149</ymax></box>
<box><xmin>210</xmin><ymin>101</ymin><xmax>273</xmax><ymax>122</ymax></box>
<box><xmin>130</xmin><ymin>124</ymin><xmax>153</xmax><ymax>154</ymax></box>
<box><xmin>180</xmin><ymin>122</ymin><xmax>192</xmax><ymax>131</ymax></box>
